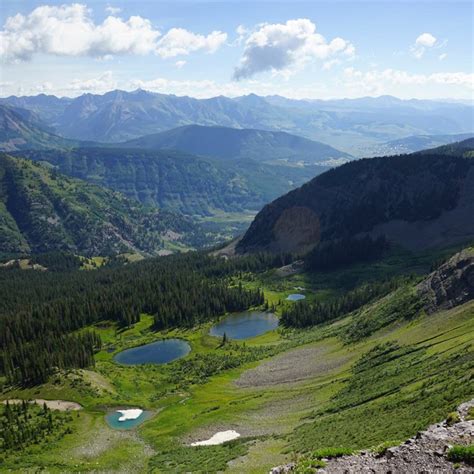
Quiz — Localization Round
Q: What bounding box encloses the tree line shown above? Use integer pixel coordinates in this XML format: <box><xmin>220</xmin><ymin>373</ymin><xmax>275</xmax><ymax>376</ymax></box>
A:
<box><xmin>281</xmin><ymin>277</ymin><xmax>406</xmax><ymax>328</ymax></box>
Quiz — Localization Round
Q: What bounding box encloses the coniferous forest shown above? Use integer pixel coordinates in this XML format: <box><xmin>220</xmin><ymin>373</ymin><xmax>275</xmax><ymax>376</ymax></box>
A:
<box><xmin>0</xmin><ymin>400</ymin><xmax>74</xmax><ymax>454</ymax></box>
<box><xmin>281</xmin><ymin>277</ymin><xmax>406</xmax><ymax>328</ymax></box>
<box><xmin>0</xmin><ymin>252</ymin><xmax>279</xmax><ymax>386</ymax></box>
<box><xmin>304</xmin><ymin>235</ymin><xmax>390</xmax><ymax>272</ymax></box>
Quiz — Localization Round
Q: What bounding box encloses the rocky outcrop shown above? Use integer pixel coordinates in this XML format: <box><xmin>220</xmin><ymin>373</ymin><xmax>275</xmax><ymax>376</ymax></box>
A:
<box><xmin>272</xmin><ymin>207</ymin><xmax>321</xmax><ymax>254</ymax></box>
<box><xmin>271</xmin><ymin>399</ymin><xmax>474</xmax><ymax>473</ymax></box>
<box><xmin>418</xmin><ymin>249</ymin><xmax>474</xmax><ymax>314</ymax></box>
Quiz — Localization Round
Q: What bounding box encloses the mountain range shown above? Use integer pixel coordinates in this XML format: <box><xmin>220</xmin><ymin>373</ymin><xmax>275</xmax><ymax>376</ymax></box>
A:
<box><xmin>1</xmin><ymin>91</ymin><xmax>472</xmax><ymax>155</ymax></box>
<box><xmin>0</xmin><ymin>104</ymin><xmax>337</xmax><ymax>217</ymax></box>
<box><xmin>0</xmin><ymin>105</ymin><xmax>80</xmax><ymax>152</ymax></box>
<box><xmin>237</xmin><ymin>139</ymin><xmax>474</xmax><ymax>255</ymax></box>
<box><xmin>0</xmin><ymin>153</ymin><xmax>198</xmax><ymax>256</ymax></box>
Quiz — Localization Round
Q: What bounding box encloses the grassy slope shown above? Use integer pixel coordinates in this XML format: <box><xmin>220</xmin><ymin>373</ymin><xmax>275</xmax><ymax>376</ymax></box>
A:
<box><xmin>1</xmin><ymin>250</ymin><xmax>473</xmax><ymax>472</ymax></box>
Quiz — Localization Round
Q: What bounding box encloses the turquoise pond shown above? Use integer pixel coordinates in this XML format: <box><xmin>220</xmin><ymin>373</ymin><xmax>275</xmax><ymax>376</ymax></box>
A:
<box><xmin>209</xmin><ymin>311</ymin><xmax>278</xmax><ymax>340</ymax></box>
<box><xmin>105</xmin><ymin>410</ymin><xmax>152</xmax><ymax>430</ymax></box>
<box><xmin>286</xmin><ymin>293</ymin><xmax>306</xmax><ymax>301</ymax></box>
<box><xmin>113</xmin><ymin>339</ymin><xmax>191</xmax><ymax>365</ymax></box>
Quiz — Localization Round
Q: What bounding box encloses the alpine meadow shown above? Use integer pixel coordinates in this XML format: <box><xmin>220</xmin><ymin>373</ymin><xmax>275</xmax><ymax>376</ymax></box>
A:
<box><xmin>0</xmin><ymin>1</ymin><xmax>473</xmax><ymax>473</ymax></box>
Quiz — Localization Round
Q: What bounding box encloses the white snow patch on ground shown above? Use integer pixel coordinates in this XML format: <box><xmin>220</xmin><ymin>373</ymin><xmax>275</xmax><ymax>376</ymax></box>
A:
<box><xmin>190</xmin><ymin>430</ymin><xmax>240</xmax><ymax>446</ymax></box>
<box><xmin>117</xmin><ymin>409</ymin><xmax>143</xmax><ymax>421</ymax></box>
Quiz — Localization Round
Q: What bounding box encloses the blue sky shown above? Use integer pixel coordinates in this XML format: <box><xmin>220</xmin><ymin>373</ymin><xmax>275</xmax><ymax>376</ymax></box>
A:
<box><xmin>0</xmin><ymin>0</ymin><xmax>472</xmax><ymax>99</ymax></box>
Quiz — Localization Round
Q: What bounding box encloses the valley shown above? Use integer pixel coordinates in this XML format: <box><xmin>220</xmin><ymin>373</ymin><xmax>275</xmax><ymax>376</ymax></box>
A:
<box><xmin>0</xmin><ymin>241</ymin><xmax>472</xmax><ymax>472</ymax></box>
<box><xmin>0</xmin><ymin>137</ymin><xmax>473</xmax><ymax>472</ymax></box>
<box><xmin>1</xmin><ymin>1</ymin><xmax>473</xmax><ymax>471</ymax></box>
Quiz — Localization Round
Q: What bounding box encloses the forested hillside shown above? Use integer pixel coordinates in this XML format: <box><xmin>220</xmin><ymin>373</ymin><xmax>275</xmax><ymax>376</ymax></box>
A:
<box><xmin>237</xmin><ymin>140</ymin><xmax>474</xmax><ymax>255</ymax></box>
<box><xmin>16</xmin><ymin>148</ymin><xmax>326</xmax><ymax>216</ymax></box>
<box><xmin>0</xmin><ymin>154</ymin><xmax>198</xmax><ymax>255</ymax></box>
<box><xmin>0</xmin><ymin>252</ymin><xmax>274</xmax><ymax>385</ymax></box>
<box><xmin>122</xmin><ymin>125</ymin><xmax>351</xmax><ymax>165</ymax></box>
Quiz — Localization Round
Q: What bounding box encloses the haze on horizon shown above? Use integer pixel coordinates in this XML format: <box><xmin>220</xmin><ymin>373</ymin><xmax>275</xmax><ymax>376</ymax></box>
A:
<box><xmin>0</xmin><ymin>0</ymin><xmax>473</xmax><ymax>101</ymax></box>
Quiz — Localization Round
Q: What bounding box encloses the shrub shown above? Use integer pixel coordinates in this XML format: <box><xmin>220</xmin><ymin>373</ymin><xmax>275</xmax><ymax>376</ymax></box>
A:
<box><xmin>371</xmin><ymin>440</ymin><xmax>401</xmax><ymax>456</ymax></box>
<box><xmin>447</xmin><ymin>445</ymin><xmax>474</xmax><ymax>465</ymax></box>
<box><xmin>312</xmin><ymin>447</ymin><xmax>353</xmax><ymax>459</ymax></box>
<box><xmin>446</xmin><ymin>412</ymin><xmax>460</xmax><ymax>426</ymax></box>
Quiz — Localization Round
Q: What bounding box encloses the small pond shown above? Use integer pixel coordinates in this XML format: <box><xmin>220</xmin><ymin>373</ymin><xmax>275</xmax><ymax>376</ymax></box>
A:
<box><xmin>105</xmin><ymin>409</ymin><xmax>152</xmax><ymax>430</ymax></box>
<box><xmin>113</xmin><ymin>339</ymin><xmax>191</xmax><ymax>365</ymax></box>
<box><xmin>286</xmin><ymin>293</ymin><xmax>306</xmax><ymax>301</ymax></box>
<box><xmin>209</xmin><ymin>311</ymin><xmax>278</xmax><ymax>340</ymax></box>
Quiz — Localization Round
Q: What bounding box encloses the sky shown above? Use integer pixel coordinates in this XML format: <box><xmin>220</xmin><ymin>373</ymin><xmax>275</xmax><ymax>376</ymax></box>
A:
<box><xmin>0</xmin><ymin>0</ymin><xmax>472</xmax><ymax>100</ymax></box>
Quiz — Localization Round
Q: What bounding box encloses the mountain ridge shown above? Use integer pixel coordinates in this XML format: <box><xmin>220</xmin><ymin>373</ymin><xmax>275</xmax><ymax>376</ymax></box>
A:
<box><xmin>0</xmin><ymin>105</ymin><xmax>83</xmax><ymax>152</ymax></box>
<box><xmin>121</xmin><ymin>124</ymin><xmax>351</xmax><ymax>165</ymax></box>
<box><xmin>237</xmin><ymin>139</ymin><xmax>474</xmax><ymax>255</ymax></box>
<box><xmin>1</xmin><ymin>90</ymin><xmax>471</xmax><ymax>154</ymax></box>
<box><xmin>16</xmin><ymin>147</ymin><xmax>328</xmax><ymax>216</ymax></box>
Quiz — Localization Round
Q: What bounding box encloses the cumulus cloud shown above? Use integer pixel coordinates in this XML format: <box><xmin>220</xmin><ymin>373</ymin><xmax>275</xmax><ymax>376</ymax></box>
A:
<box><xmin>233</xmin><ymin>19</ymin><xmax>355</xmax><ymax>80</ymax></box>
<box><xmin>0</xmin><ymin>3</ymin><xmax>226</xmax><ymax>61</ymax></box>
<box><xmin>156</xmin><ymin>28</ymin><xmax>227</xmax><ymax>58</ymax></box>
<box><xmin>416</xmin><ymin>33</ymin><xmax>437</xmax><ymax>47</ymax></box>
<box><xmin>411</xmin><ymin>32</ymin><xmax>437</xmax><ymax>59</ymax></box>
<box><xmin>175</xmin><ymin>60</ymin><xmax>186</xmax><ymax>68</ymax></box>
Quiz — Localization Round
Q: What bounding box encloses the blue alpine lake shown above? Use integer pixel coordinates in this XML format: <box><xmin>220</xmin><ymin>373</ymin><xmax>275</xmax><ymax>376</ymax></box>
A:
<box><xmin>113</xmin><ymin>339</ymin><xmax>191</xmax><ymax>365</ymax></box>
<box><xmin>209</xmin><ymin>311</ymin><xmax>279</xmax><ymax>340</ymax></box>
<box><xmin>105</xmin><ymin>410</ymin><xmax>152</xmax><ymax>430</ymax></box>
<box><xmin>286</xmin><ymin>293</ymin><xmax>306</xmax><ymax>301</ymax></box>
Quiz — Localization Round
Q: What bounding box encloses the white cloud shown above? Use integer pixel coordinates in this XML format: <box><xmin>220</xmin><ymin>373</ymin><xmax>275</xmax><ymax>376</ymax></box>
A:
<box><xmin>0</xmin><ymin>81</ymin><xmax>13</xmax><ymax>94</ymax></box>
<box><xmin>105</xmin><ymin>5</ymin><xmax>122</xmax><ymax>15</ymax></box>
<box><xmin>156</xmin><ymin>28</ymin><xmax>227</xmax><ymax>58</ymax></box>
<box><xmin>439</xmin><ymin>53</ymin><xmax>448</xmax><ymax>61</ymax></box>
<box><xmin>175</xmin><ymin>60</ymin><xmax>186</xmax><ymax>68</ymax></box>
<box><xmin>411</xmin><ymin>32</ymin><xmax>437</xmax><ymax>59</ymax></box>
<box><xmin>416</xmin><ymin>33</ymin><xmax>437</xmax><ymax>48</ymax></box>
<box><xmin>235</xmin><ymin>25</ymin><xmax>248</xmax><ymax>45</ymax></box>
<box><xmin>0</xmin><ymin>3</ymin><xmax>227</xmax><ymax>62</ymax></box>
<box><xmin>322</xmin><ymin>58</ymin><xmax>341</xmax><ymax>70</ymax></box>
<box><xmin>67</xmin><ymin>71</ymin><xmax>117</xmax><ymax>93</ymax></box>
<box><xmin>343</xmin><ymin>67</ymin><xmax>474</xmax><ymax>95</ymax></box>
<box><xmin>233</xmin><ymin>19</ymin><xmax>355</xmax><ymax>80</ymax></box>
<box><xmin>2</xmin><ymin>69</ymin><xmax>472</xmax><ymax>100</ymax></box>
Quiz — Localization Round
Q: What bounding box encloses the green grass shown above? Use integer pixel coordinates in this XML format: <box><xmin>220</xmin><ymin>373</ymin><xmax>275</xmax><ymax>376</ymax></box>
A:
<box><xmin>288</xmin><ymin>302</ymin><xmax>474</xmax><ymax>453</ymax></box>
<box><xmin>1</xmin><ymin>248</ymin><xmax>473</xmax><ymax>472</ymax></box>
<box><xmin>447</xmin><ymin>445</ymin><xmax>474</xmax><ymax>465</ymax></box>
<box><xmin>149</xmin><ymin>441</ymin><xmax>249</xmax><ymax>472</ymax></box>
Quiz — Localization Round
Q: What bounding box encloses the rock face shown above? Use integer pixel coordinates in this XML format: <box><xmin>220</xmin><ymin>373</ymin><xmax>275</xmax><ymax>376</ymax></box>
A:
<box><xmin>237</xmin><ymin>140</ymin><xmax>474</xmax><ymax>255</ymax></box>
<box><xmin>272</xmin><ymin>207</ymin><xmax>321</xmax><ymax>254</ymax></box>
<box><xmin>271</xmin><ymin>399</ymin><xmax>474</xmax><ymax>474</ymax></box>
<box><xmin>418</xmin><ymin>249</ymin><xmax>474</xmax><ymax>314</ymax></box>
